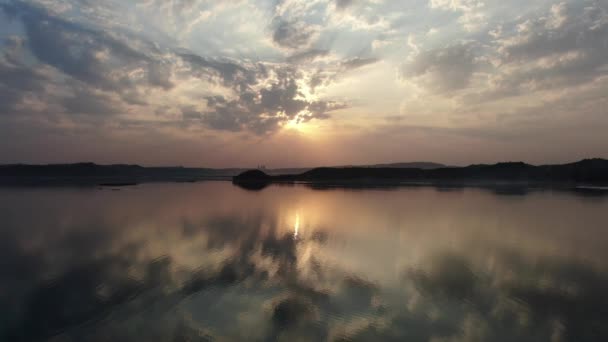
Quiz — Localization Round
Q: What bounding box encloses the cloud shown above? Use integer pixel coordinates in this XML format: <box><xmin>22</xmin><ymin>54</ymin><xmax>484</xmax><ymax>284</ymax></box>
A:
<box><xmin>194</xmin><ymin>73</ymin><xmax>344</xmax><ymax>134</ymax></box>
<box><xmin>178</xmin><ymin>53</ymin><xmax>345</xmax><ymax>134</ymax></box>
<box><xmin>272</xmin><ymin>19</ymin><xmax>317</xmax><ymax>49</ymax></box>
<box><xmin>494</xmin><ymin>1</ymin><xmax>608</xmax><ymax>89</ymax></box>
<box><xmin>1</xmin><ymin>0</ymin><xmax>606</xmax><ymax>164</ymax></box>
<box><xmin>2</xmin><ymin>1</ymin><xmax>175</xmax><ymax>95</ymax></box>
<box><xmin>429</xmin><ymin>0</ymin><xmax>486</xmax><ymax>31</ymax></box>
<box><xmin>340</xmin><ymin>57</ymin><xmax>379</xmax><ymax>70</ymax></box>
<box><xmin>499</xmin><ymin>2</ymin><xmax>607</xmax><ymax>63</ymax></box>
<box><xmin>61</xmin><ymin>88</ymin><xmax>118</xmax><ymax>116</ymax></box>
<box><xmin>0</xmin><ymin>55</ymin><xmax>51</xmax><ymax>116</ymax></box>
<box><xmin>2</xmin><ymin>35</ymin><xmax>26</xmax><ymax>63</ymax></box>
<box><xmin>334</xmin><ymin>0</ymin><xmax>355</xmax><ymax>11</ymax></box>
<box><xmin>0</xmin><ymin>2</ymin><xmax>157</xmax><ymax>127</ymax></box>
<box><xmin>463</xmin><ymin>1</ymin><xmax>608</xmax><ymax>103</ymax></box>
<box><xmin>179</xmin><ymin>52</ymin><xmax>262</xmax><ymax>92</ymax></box>
<box><xmin>286</xmin><ymin>49</ymin><xmax>330</xmax><ymax>63</ymax></box>
<box><xmin>0</xmin><ymin>0</ymin><xmax>347</xmax><ymax>137</ymax></box>
<box><xmin>401</xmin><ymin>42</ymin><xmax>478</xmax><ymax>93</ymax></box>
<box><xmin>303</xmin><ymin>56</ymin><xmax>380</xmax><ymax>94</ymax></box>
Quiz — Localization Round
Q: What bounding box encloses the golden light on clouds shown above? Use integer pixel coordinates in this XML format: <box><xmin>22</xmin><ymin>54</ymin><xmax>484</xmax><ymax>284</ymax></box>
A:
<box><xmin>1</xmin><ymin>0</ymin><xmax>607</xmax><ymax>166</ymax></box>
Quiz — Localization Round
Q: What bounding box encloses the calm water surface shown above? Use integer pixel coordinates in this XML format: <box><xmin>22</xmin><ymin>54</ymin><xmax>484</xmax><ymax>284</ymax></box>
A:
<box><xmin>1</xmin><ymin>182</ymin><xmax>608</xmax><ymax>341</ymax></box>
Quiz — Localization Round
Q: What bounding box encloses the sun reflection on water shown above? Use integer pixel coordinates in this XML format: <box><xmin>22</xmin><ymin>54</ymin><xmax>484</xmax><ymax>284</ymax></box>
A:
<box><xmin>294</xmin><ymin>212</ymin><xmax>300</xmax><ymax>239</ymax></box>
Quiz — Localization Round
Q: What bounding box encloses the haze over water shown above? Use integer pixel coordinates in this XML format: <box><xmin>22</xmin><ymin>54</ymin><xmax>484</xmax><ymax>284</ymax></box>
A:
<box><xmin>1</xmin><ymin>182</ymin><xmax>608</xmax><ymax>341</ymax></box>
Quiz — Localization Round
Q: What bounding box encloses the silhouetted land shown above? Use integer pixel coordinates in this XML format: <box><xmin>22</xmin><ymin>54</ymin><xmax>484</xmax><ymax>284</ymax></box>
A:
<box><xmin>0</xmin><ymin>163</ymin><xmax>229</xmax><ymax>186</ymax></box>
<box><xmin>233</xmin><ymin>159</ymin><xmax>608</xmax><ymax>188</ymax></box>
<box><xmin>349</xmin><ymin>162</ymin><xmax>447</xmax><ymax>169</ymax></box>
<box><xmin>0</xmin><ymin>161</ymin><xmax>446</xmax><ymax>186</ymax></box>
<box><xmin>2</xmin><ymin>159</ymin><xmax>607</xmax><ymax>187</ymax></box>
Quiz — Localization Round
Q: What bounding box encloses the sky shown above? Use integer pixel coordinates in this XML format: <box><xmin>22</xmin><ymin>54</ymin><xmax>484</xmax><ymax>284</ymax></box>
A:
<box><xmin>0</xmin><ymin>0</ymin><xmax>607</xmax><ymax>167</ymax></box>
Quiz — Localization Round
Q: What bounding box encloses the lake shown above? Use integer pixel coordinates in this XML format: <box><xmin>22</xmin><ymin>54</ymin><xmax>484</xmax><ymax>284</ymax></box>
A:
<box><xmin>1</xmin><ymin>182</ymin><xmax>608</xmax><ymax>341</ymax></box>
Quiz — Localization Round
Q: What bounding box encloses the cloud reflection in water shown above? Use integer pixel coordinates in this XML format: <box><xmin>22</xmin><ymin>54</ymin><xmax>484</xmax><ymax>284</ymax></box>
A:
<box><xmin>0</xmin><ymin>182</ymin><xmax>607</xmax><ymax>341</ymax></box>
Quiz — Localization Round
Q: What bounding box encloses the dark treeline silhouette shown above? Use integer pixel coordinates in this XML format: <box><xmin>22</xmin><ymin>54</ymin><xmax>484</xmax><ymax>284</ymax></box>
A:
<box><xmin>0</xmin><ymin>163</ymin><xmax>228</xmax><ymax>185</ymax></box>
<box><xmin>234</xmin><ymin>159</ymin><xmax>608</xmax><ymax>186</ymax></box>
<box><xmin>2</xmin><ymin>159</ymin><xmax>607</xmax><ymax>186</ymax></box>
<box><xmin>0</xmin><ymin>161</ymin><xmax>446</xmax><ymax>186</ymax></box>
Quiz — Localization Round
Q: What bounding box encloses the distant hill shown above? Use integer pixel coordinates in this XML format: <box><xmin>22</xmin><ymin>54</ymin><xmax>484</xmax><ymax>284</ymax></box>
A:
<box><xmin>0</xmin><ymin>161</ymin><xmax>448</xmax><ymax>184</ymax></box>
<box><xmin>261</xmin><ymin>162</ymin><xmax>446</xmax><ymax>174</ymax></box>
<box><xmin>353</xmin><ymin>162</ymin><xmax>446</xmax><ymax>169</ymax></box>
<box><xmin>233</xmin><ymin>159</ymin><xmax>608</xmax><ymax>186</ymax></box>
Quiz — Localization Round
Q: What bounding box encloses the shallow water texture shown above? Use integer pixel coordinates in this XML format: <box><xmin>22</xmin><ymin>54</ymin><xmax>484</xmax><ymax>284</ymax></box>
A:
<box><xmin>1</xmin><ymin>182</ymin><xmax>608</xmax><ymax>341</ymax></box>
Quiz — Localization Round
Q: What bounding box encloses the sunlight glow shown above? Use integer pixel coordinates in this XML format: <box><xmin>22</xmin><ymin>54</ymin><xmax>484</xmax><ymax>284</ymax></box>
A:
<box><xmin>283</xmin><ymin>116</ymin><xmax>321</xmax><ymax>137</ymax></box>
<box><xmin>285</xmin><ymin>119</ymin><xmax>301</xmax><ymax>130</ymax></box>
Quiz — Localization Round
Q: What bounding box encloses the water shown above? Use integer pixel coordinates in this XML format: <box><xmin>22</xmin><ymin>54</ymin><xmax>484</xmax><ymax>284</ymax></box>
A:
<box><xmin>1</xmin><ymin>182</ymin><xmax>608</xmax><ymax>341</ymax></box>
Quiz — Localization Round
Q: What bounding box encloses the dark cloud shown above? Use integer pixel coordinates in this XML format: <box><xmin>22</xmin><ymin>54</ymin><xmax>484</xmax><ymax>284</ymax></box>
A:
<box><xmin>456</xmin><ymin>2</ymin><xmax>608</xmax><ymax>105</ymax></box>
<box><xmin>0</xmin><ymin>1</ymin><xmax>175</xmax><ymax>126</ymax></box>
<box><xmin>62</xmin><ymin>88</ymin><xmax>118</xmax><ymax>116</ymax></box>
<box><xmin>272</xmin><ymin>19</ymin><xmax>316</xmax><ymax>49</ymax></box>
<box><xmin>0</xmin><ymin>59</ymin><xmax>48</xmax><ymax>115</ymax></box>
<box><xmin>286</xmin><ymin>49</ymin><xmax>330</xmax><ymax>63</ymax></box>
<box><xmin>146</xmin><ymin>61</ymin><xmax>174</xmax><ymax>90</ymax></box>
<box><xmin>490</xmin><ymin>1</ymin><xmax>608</xmax><ymax>94</ymax></box>
<box><xmin>341</xmin><ymin>57</ymin><xmax>379</xmax><ymax>70</ymax></box>
<box><xmin>260</xmin><ymin>78</ymin><xmax>307</xmax><ymax>116</ymax></box>
<box><xmin>0</xmin><ymin>0</ymin><xmax>359</xmax><ymax>142</ymax></box>
<box><xmin>0</xmin><ymin>85</ymin><xmax>19</xmax><ymax>114</ymax></box>
<box><xmin>309</xmin><ymin>70</ymin><xmax>333</xmax><ymax>92</ymax></box>
<box><xmin>304</xmin><ymin>57</ymin><xmax>378</xmax><ymax>94</ymax></box>
<box><xmin>179</xmin><ymin>53</ymin><xmax>262</xmax><ymax>92</ymax></box>
<box><xmin>178</xmin><ymin>53</ymin><xmax>344</xmax><ymax>134</ymax></box>
<box><xmin>500</xmin><ymin>3</ymin><xmax>607</xmax><ymax>63</ymax></box>
<box><xmin>0</xmin><ymin>1</ymin><xmax>343</xmax><ymax>136</ymax></box>
<box><xmin>192</xmin><ymin>74</ymin><xmax>342</xmax><ymax>134</ymax></box>
<box><xmin>1</xmin><ymin>1</ymin><xmax>172</xmax><ymax>93</ymax></box>
<box><xmin>335</xmin><ymin>0</ymin><xmax>355</xmax><ymax>11</ymax></box>
<box><xmin>308</xmin><ymin>101</ymin><xmax>347</xmax><ymax>117</ymax></box>
<box><xmin>181</xmin><ymin>107</ymin><xmax>203</xmax><ymax>121</ymax></box>
<box><xmin>0</xmin><ymin>60</ymin><xmax>45</xmax><ymax>94</ymax></box>
<box><xmin>2</xmin><ymin>35</ymin><xmax>26</xmax><ymax>64</ymax></box>
<box><xmin>402</xmin><ymin>42</ymin><xmax>478</xmax><ymax>92</ymax></box>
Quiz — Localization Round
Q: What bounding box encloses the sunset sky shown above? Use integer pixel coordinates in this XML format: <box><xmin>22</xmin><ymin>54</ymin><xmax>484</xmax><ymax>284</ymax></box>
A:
<box><xmin>1</xmin><ymin>0</ymin><xmax>607</xmax><ymax>167</ymax></box>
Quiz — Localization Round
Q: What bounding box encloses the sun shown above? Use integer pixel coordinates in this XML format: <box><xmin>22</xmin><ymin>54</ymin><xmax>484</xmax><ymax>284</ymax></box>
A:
<box><xmin>283</xmin><ymin>119</ymin><xmax>322</xmax><ymax>138</ymax></box>
<box><xmin>284</xmin><ymin>119</ymin><xmax>318</xmax><ymax>136</ymax></box>
<box><xmin>285</xmin><ymin>118</ymin><xmax>302</xmax><ymax>130</ymax></box>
